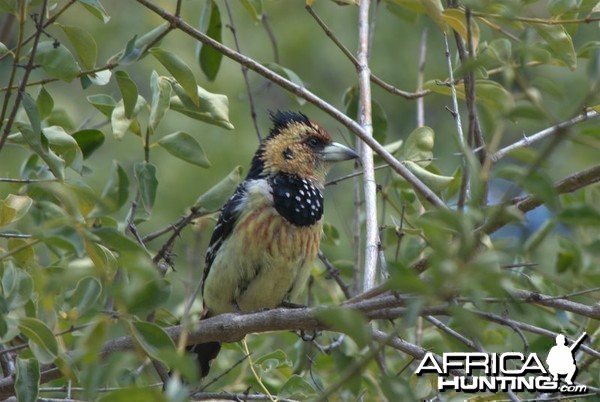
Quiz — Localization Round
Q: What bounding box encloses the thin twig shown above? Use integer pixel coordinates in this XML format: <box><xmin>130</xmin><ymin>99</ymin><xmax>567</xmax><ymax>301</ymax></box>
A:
<box><xmin>224</xmin><ymin>0</ymin><xmax>261</xmax><ymax>142</ymax></box>
<box><xmin>416</xmin><ymin>28</ymin><xmax>428</xmax><ymax>127</ymax></box>
<box><xmin>197</xmin><ymin>353</ymin><xmax>251</xmax><ymax>392</ymax></box>
<box><xmin>0</xmin><ymin>233</ymin><xmax>32</xmax><ymax>239</ymax></box>
<box><xmin>492</xmin><ymin>109</ymin><xmax>600</xmax><ymax>162</ymax></box>
<box><xmin>474</xmin><ymin>310</ymin><xmax>600</xmax><ymax>360</ymax></box>
<box><xmin>443</xmin><ymin>32</ymin><xmax>469</xmax><ymax>211</ymax></box>
<box><xmin>243</xmin><ymin>337</ymin><xmax>274</xmax><ymax>401</ymax></box>
<box><xmin>0</xmin><ymin>177</ymin><xmax>57</xmax><ymax>183</ymax></box>
<box><xmin>424</xmin><ymin>316</ymin><xmax>480</xmax><ymax>351</ymax></box>
<box><xmin>318</xmin><ymin>251</ymin><xmax>352</xmax><ymax>299</ymax></box>
<box><xmin>261</xmin><ymin>13</ymin><xmax>279</xmax><ymax>64</ymax></box>
<box><xmin>305</xmin><ymin>5</ymin><xmax>430</xmax><ymax>100</ymax></box>
<box><xmin>470</xmin><ymin>10</ymin><xmax>600</xmax><ymax>25</ymax></box>
<box><xmin>0</xmin><ymin>345</ymin><xmax>15</xmax><ymax>378</ymax></box>
<box><xmin>152</xmin><ymin>207</ymin><xmax>207</xmax><ymax>264</ymax></box>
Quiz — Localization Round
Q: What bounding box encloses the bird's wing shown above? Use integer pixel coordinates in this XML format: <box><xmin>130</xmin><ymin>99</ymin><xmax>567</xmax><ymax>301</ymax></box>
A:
<box><xmin>202</xmin><ymin>183</ymin><xmax>247</xmax><ymax>289</ymax></box>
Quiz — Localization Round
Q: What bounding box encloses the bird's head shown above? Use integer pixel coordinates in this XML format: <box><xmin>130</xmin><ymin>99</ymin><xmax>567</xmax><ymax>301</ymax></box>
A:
<box><xmin>254</xmin><ymin>111</ymin><xmax>358</xmax><ymax>185</ymax></box>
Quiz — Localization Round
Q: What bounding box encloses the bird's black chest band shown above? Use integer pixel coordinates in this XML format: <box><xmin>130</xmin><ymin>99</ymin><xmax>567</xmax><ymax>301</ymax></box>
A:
<box><xmin>271</xmin><ymin>174</ymin><xmax>323</xmax><ymax>227</ymax></box>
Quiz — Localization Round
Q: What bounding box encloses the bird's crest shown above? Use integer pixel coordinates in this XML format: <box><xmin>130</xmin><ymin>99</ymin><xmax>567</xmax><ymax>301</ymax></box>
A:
<box><xmin>268</xmin><ymin>111</ymin><xmax>313</xmax><ymax>137</ymax></box>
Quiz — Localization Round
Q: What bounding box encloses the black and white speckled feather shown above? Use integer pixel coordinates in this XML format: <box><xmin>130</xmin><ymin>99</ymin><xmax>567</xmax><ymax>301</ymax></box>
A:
<box><xmin>271</xmin><ymin>174</ymin><xmax>323</xmax><ymax>227</ymax></box>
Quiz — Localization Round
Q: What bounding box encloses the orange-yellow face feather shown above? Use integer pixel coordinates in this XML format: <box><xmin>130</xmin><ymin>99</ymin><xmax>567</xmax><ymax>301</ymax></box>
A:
<box><xmin>261</xmin><ymin>120</ymin><xmax>332</xmax><ymax>185</ymax></box>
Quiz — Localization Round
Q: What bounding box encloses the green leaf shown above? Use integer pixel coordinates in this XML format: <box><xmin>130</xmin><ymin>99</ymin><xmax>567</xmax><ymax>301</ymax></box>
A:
<box><xmin>279</xmin><ymin>375</ymin><xmax>317</xmax><ymax>399</ymax></box>
<box><xmin>69</xmin><ymin>277</ymin><xmax>102</xmax><ymax>316</ymax></box>
<box><xmin>322</xmin><ymin>222</ymin><xmax>340</xmax><ymax>246</ymax></box>
<box><xmin>158</xmin><ymin>131</ymin><xmax>211</xmax><ymax>168</ymax></box>
<box><xmin>150</xmin><ymin>47</ymin><xmax>199</xmax><ymax>107</ymax></box>
<box><xmin>535</xmin><ymin>24</ymin><xmax>577</xmax><ymax>70</ymax></box>
<box><xmin>3</xmin><ymin>265</ymin><xmax>33</xmax><ymax>310</ymax></box>
<box><xmin>130</xmin><ymin>321</ymin><xmax>176</xmax><ymax>361</ymax></box>
<box><xmin>195</xmin><ymin>166</ymin><xmax>243</xmax><ymax>210</ymax></box>
<box><xmin>18</xmin><ymin>317</ymin><xmax>58</xmax><ymax>359</ymax></box>
<box><xmin>383</xmin><ymin>139</ymin><xmax>403</xmax><ymax>155</ymax></box>
<box><xmin>87</xmin><ymin>94</ymin><xmax>116</xmax><ymax>117</ymax></box>
<box><xmin>97</xmin><ymin>161</ymin><xmax>130</xmax><ymax>213</ymax></box>
<box><xmin>197</xmin><ymin>0</ymin><xmax>223</xmax><ymax>81</ymax></box>
<box><xmin>36</xmin><ymin>87</ymin><xmax>54</xmax><ymax>120</ymax></box>
<box><xmin>241</xmin><ymin>0</ymin><xmax>263</xmax><ymax>23</ymax></box>
<box><xmin>15</xmin><ymin>358</ymin><xmax>40</xmax><ymax>402</ymax></box>
<box><xmin>99</xmin><ymin>387</ymin><xmax>166</xmax><ymax>402</ymax></box>
<box><xmin>134</xmin><ymin>162</ymin><xmax>158</xmax><ymax>212</ymax></box>
<box><xmin>34</xmin><ymin>41</ymin><xmax>80</xmax><ymax>82</ymax></box>
<box><xmin>156</xmin><ymin>350</ymin><xmax>199</xmax><ymax>383</ymax></box>
<box><xmin>558</xmin><ymin>204</ymin><xmax>600</xmax><ymax>226</ymax></box>
<box><xmin>87</xmin><ymin>69</ymin><xmax>111</xmax><ymax>86</ymax></box>
<box><xmin>78</xmin><ymin>0</ymin><xmax>110</xmax><ymax>23</ymax></box>
<box><xmin>110</xmin><ymin>95</ymin><xmax>147</xmax><ymax>139</ymax></box>
<box><xmin>58</xmin><ymin>24</ymin><xmax>97</xmax><ymax>69</ymax></box>
<box><xmin>149</xmin><ymin>71</ymin><xmax>172</xmax><ymax>133</ymax></box>
<box><xmin>0</xmin><ymin>0</ymin><xmax>17</xmax><ymax>14</ymax></box>
<box><xmin>314</xmin><ymin>308</ymin><xmax>371</xmax><ymax>348</ymax></box>
<box><xmin>115</xmin><ymin>71</ymin><xmax>139</xmax><ymax>119</ymax></box>
<box><xmin>72</xmin><ymin>129</ymin><xmax>105</xmax><ymax>159</ymax></box>
<box><xmin>421</xmin><ymin>0</ymin><xmax>445</xmax><ymax>30</ymax></box>
<box><xmin>263</xmin><ymin>62</ymin><xmax>306</xmax><ymax>105</ymax></box>
<box><xmin>0</xmin><ymin>201</ymin><xmax>16</xmax><ymax>227</ymax></box>
<box><xmin>424</xmin><ymin>79</ymin><xmax>514</xmax><ymax>113</ymax></box>
<box><xmin>14</xmin><ymin>122</ymin><xmax>65</xmax><ymax>180</ymax></box>
<box><xmin>0</xmin><ymin>41</ymin><xmax>12</xmax><ymax>57</ymax></box>
<box><xmin>169</xmin><ymin>83</ymin><xmax>234</xmax><ymax>129</ymax></box>
<box><xmin>524</xmin><ymin>220</ymin><xmax>556</xmax><ymax>252</ymax></box>
<box><xmin>8</xmin><ymin>238</ymin><xmax>35</xmax><ymax>267</ymax></box>
<box><xmin>108</xmin><ymin>23</ymin><xmax>169</xmax><ymax>65</ymax></box>
<box><xmin>442</xmin><ymin>9</ymin><xmax>480</xmax><ymax>50</ymax></box>
<box><xmin>43</xmin><ymin>126</ymin><xmax>84</xmax><ymax>173</ymax></box>
<box><xmin>0</xmin><ymin>194</ymin><xmax>32</xmax><ymax>226</ymax></box>
<box><xmin>255</xmin><ymin>349</ymin><xmax>292</xmax><ymax>372</ymax></box>
<box><xmin>402</xmin><ymin>126</ymin><xmax>434</xmax><ymax>165</ymax></box>
<box><xmin>401</xmin><ymin>161</ymin><xmax>453</xmax><ymax>193</ymax></box>
<box><xmin>22</xmin><ymin>92</ymin><xmax>42</xmax><ymax>139</ymax></box>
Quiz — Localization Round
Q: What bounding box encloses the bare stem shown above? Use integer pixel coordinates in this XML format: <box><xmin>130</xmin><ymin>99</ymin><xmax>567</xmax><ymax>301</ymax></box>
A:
<box><xmin>223</xmin><ymin>0</ymin><xmax>261</xmax><ymax>142</ymax></box>
<box><xmin>492</xmin><ymin>109</ymin><xmax>599</xmax><ymax>162</ymax></box>
<box><xmin>357</xmin><ymin>0</ymin><xmax>379</xmax><ymax>292</ymax></box>
<box><xmin>443</xmin><ymin>32</ymin><xmax>469</xmax><ymax>210</ymax></box>
<box><xmin>416</xmin><ymin>28</ymin><xmax>428</xmax><ymax>127</ymax></box>
<box><xmin>305</xmin><ymin>5</ymin><xmax>430</xmax><ymax>100</ymax></box>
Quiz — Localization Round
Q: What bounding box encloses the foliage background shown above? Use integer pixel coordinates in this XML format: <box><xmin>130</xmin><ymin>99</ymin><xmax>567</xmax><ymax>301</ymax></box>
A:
<box><xmin>1</xmin><ymin>0</ymin><xmax>600</xmax><ymax>401</ymax></box>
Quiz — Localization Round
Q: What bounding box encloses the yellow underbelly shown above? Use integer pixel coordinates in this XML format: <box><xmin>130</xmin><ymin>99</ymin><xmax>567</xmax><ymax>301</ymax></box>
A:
<box><xmin>203</xmin><ymin>203</ymin><xmax>321</xmax><ymax>315</ymax></box>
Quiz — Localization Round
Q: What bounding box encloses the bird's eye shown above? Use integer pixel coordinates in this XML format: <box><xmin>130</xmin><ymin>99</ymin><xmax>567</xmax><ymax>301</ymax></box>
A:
<box><xmin>305</xmin><ymin>136</ymin><xmax>321</xmax><ymax>148</ymax></box>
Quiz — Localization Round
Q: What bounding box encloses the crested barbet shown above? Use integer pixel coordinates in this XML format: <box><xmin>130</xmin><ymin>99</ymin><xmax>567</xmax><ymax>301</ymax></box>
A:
<box><xmin>190</xmin><ymin>111</ymin><xmax>359</xmax><ymax>377</ymax></box>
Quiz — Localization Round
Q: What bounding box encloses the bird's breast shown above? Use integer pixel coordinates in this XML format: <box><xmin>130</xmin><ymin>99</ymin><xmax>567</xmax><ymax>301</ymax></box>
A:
<box><xmin>236</xmin><ymin>202</ymin><xmax>322</xmax><ymax>264</ymax></box>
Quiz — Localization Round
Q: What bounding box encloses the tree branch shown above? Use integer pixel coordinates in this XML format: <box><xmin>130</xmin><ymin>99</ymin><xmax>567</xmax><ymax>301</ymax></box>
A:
<box><xmin>492</xmin><ymin>109</ymin><xmax>599</xmax><ymax>162</ymax></box>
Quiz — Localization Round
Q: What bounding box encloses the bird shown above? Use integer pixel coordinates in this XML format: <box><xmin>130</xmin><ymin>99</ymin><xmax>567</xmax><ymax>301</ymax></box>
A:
<box><xmin>189</xmin><ymin>111</ymin><xmax>359</xmax><ymax>378</ymax></box>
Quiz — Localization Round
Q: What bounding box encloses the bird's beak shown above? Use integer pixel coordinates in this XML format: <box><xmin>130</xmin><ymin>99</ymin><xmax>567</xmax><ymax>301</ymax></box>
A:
<box><xmin>320</xmin><ymin>142</ymin><xmax>359</xmax><ymax>162</ymax></box>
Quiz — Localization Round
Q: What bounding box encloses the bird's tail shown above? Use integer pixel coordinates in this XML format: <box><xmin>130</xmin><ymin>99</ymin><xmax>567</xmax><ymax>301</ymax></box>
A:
<box><xmin>188</xmin><ymin>341</ymin><xmax>222</xmax><ymax>378</ymax></box>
